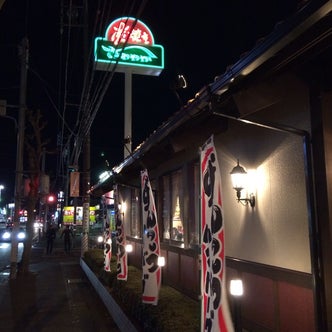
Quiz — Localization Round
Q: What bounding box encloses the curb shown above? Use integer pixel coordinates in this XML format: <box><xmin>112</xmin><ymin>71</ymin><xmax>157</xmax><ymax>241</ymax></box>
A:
<box><xmin>80</xmin><ymin>258</ymin><xmax>138</xmax><ymax>332</ymax></box>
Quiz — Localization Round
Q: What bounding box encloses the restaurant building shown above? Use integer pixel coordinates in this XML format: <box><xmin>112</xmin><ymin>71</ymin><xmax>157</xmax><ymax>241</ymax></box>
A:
<box><xmin>90</xmin><ymin>2</ymin><xmax>332</xmax><ymax>330</ymax></box>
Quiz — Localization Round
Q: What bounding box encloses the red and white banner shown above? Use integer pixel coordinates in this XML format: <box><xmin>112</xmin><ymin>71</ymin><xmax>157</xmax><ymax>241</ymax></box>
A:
<box><xmin>104</xmin><ymin>229</ymin><xmax>112</xmax><ymax>272</ymax></box>
<box><xmin>200</xmin><ymin>136</ymin><xmax>234</xmax><ymax>332</ymax></box>
<box><xmin>114</xmin><ymin>185</ymin><xmax>128</xmax><ymax>280</ymax></box>
<box><xmin>141</xmin><ymin>169</ymin><xmax>161</xmax><ymax>305</ymax></box>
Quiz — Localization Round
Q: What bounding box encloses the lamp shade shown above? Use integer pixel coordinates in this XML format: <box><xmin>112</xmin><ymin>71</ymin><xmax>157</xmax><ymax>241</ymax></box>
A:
<box><xmin>230</xmin><ymin>160</ymin><xmax>247</xmax><ymax>190</ymax></box>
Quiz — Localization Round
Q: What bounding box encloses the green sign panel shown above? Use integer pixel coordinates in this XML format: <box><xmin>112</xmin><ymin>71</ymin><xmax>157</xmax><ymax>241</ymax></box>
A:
<box><xmin>95</xmin><ymin>39</ymin><xmax>164</xmax><ymax>74</ymax></box>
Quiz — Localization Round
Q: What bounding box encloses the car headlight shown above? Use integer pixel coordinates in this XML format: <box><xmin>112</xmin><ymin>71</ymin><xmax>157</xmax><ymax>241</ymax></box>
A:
<box><xmin>18</xmin><ymin>232</ymin><xmax>26</xmax><ymax>240</ymax></box>
<box><xmin>2</xmin><ymin>231</ymin><xmax>11</xmax><ymax>240</ymax></box>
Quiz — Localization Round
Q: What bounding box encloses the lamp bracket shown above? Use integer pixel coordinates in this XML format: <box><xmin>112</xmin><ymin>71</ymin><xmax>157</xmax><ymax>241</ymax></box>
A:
<box><xmin>238</xmin><ymin>193</ymin><xmax>255</xmax><ymax>207</ymax></box>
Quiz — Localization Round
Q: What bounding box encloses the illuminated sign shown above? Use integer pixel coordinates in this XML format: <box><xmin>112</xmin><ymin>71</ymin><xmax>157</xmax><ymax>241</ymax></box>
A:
<box><xmin>63</xmin><ymin>206</ymin><xmax>96</xmax><ymax>225</ymax></box>
<box><xmin>94</xmin><ymin>17</ymin><xmax>164</xmax><ymax>76</ymax></box>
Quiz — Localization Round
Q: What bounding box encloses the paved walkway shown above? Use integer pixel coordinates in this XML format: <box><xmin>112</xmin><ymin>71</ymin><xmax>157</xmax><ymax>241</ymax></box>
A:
<box><xmin>0</xmin><ymin>232</ymin><xmax>121</xmax><ymax>332</ymax></box>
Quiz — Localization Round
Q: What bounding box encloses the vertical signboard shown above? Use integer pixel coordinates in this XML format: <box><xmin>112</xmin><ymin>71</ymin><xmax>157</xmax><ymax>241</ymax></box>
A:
<box><xmin>200</xmin><ymin>136</ymin><xmax>234</xmax><ymax>332</ymax></box>
<box><xmin>104</xmin><ymin>229</ymin><xmax>112</xmax><ymax>272</ymax></box>
<box><xmin>141</xmin><ymin>169</ymin><xmax>161</xmax><ymax>305</ymax></box>
<box><xmin>114</xmin><ymin>185</ymin><xmax>128</xmax><ymax>280</ymax></box>
<box><xmin>70</xmin><ymin>171</ymin><xmax>80</xmax><ymax>197</ymax></box>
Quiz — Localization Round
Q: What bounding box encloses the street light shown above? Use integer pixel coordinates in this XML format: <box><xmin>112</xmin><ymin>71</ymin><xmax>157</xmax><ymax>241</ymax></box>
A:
<box><xmin>0</xmin><ymin>184</ymin><xmax>4</xmax><ymax>203</ymax></box>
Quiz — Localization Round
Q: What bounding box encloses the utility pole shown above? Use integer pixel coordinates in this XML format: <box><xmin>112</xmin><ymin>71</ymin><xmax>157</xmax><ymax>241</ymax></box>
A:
<box><xmin>11</xmin><ymin>37</ymin><xmax>28</xmax><ymax>278</ymax></box>
<box><xmin>81</xmin><ymin>0</ymin><xmax>90</xmax><ymax>256</ymax></box>
<box><xmin>60</xmin><ymin>0</ymin><xmax>90</xmax><ymax>254</ymax></box>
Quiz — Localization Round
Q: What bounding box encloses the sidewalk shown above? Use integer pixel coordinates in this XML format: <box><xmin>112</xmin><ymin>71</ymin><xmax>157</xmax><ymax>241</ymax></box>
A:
<box><xmin>0</xmin><ymin>232</ymin><xmax>121</xmax><ymax>332</ymax></box>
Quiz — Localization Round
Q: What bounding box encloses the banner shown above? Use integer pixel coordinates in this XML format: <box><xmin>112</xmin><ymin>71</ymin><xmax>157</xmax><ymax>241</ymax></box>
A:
<box><xmin>114</xmin><ymin>185</ymin><xmax>128</xmax><ymax>280</ymax></box>
<box><xmin>200</xmin><ymin>136</ymin><xmax>234</xmax><ymax>332</ymax></box>
<box><xmin>141</xmin><ymin>169</ymin><xmax>161</xmax><ymax>305</ymax></box>
<box><xmin>104</xmin><ymin>229</ymin><xmax>112</xmax><ymax>272</ymax></box>
<box><xmin>70</xmin><ymin>171</ymin><xmax>80</xmax><ymax>197</ymax></box>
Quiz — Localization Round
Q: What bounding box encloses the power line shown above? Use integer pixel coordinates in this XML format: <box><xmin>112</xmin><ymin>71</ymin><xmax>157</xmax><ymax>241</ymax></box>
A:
<box><xmin>58</xmin><ymin>0</ymin><xmax>150</xmax><ymax>184</ymax></box>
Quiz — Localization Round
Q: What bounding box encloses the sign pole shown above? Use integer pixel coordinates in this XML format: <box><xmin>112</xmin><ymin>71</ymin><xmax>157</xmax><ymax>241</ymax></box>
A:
<box><xmin>124</xmin><ymin>71</ymin><xmax>132</xmax><ymax>158</ymax></box>
<box><xmin>94</xmin><ymin>16</ymin><xmax>164</xmax><ymax>160</ymax></box>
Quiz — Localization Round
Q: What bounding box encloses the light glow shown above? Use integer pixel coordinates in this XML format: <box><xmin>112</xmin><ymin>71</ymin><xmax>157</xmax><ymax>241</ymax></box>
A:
<box><xmin>99</xmin><ymin>171</ymin><xmax>112</xmax><ymax>182</ymax></box>
<box><xmin>125</xmin><ymin>244</ymin><xmax>133</xmax><ymax>252</ymax></box>
<box><xmin>157</xmin><ymin>256</ymin><xmax>165</xmax><ymax>267</ymax></box>
<box><xmin>18</xmin><ymin>231</ymin><xmax>25</xmax><ymax>240</ymax></box>
<box><xmin>2</xmin><ymin>231</ymin><xmax>10</xmax><ymax>240</ymax></box>
<box><xmin>119</xmin><ymin>202</ymin><xmax>127</xmax><ymax>214</ymax></box>
<box><xmin>230</xmin><ymin>279</ymin><xmax>243</xmax><ymax>296</ymax></box>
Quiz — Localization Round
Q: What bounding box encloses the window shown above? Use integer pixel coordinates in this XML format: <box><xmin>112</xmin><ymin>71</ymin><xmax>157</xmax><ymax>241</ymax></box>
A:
<box><xmin>161</xmin><ymin>169</ymin><xmax>184</xmax><ymax>243</ymax></box>
<box><xmin>130</xmin><ymin>187</ymin><xmax>141</xmax><ymax>238</ymax></box>
<box><xmin>162</xmin><ymin>174</ymin><xmax>171</xmax><ymax>240</ymax></box>
<box><xmin>189</xmin><ymin>162</ymin><xmax>200</xmax><ymax>247</ymax></box>
<box><xmin>160</xmin><ymin>162</ymin><xmax>200</xmax><ymax>248</ymax></box>
<box><xmin>171</xmin><ymin>170</ymin><xmax>183</xmax><ymax>241</ymax></box>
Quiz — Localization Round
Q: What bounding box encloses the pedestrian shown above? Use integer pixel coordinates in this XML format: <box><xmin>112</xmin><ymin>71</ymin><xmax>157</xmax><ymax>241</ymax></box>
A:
<box><xmin>60</xmin><ymin>225</ymin><xmax>74</xmax><ymax>254</ymax></box>
<box><xmin>46</xmin><ymin>223</ymin><xmax>56</xmax><ymax>254</ymax></box>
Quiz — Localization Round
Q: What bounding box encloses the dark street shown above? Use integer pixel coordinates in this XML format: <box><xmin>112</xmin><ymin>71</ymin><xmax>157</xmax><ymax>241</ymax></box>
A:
<box><xmin>0</xmin><ymin>232</ymin><xmax>121</xmax><ymax>332</ymax></box>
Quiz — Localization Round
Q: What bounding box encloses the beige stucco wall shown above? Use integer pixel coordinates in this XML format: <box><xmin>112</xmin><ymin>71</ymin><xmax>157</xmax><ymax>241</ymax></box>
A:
<box><xmin>215</xmin><ymin>74</ymin><xmax>312</xmax><ymax>273</ymax></box>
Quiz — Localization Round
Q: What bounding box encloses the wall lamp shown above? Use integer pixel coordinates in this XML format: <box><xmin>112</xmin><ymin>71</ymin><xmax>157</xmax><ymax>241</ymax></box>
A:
<box><xmin>230</xmin><ymin>279</ymin><xmax>243</xmax><ymax>332</ymax></box>
<box><xmin>230</xmin><ymin>160</ymin><xmax>255</xmax><ymax>207</ymax></box>
<box><xmin>158</xmin><ymin>256</ymin><xmax>166</xmax><ymax>267</ymax></box>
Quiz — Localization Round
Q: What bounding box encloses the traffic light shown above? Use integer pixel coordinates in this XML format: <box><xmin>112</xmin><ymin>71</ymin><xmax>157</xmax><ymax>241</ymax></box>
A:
<box><xmin>47</xmin><ymin>194</ymin><xmax>56</xmax><ymax>204</ymax></box>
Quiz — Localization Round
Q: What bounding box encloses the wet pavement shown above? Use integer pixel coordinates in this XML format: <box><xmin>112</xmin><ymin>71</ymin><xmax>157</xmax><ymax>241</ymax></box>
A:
<box><xmin>0</xmin><ymin>231</ymin><xmax>121</xmax><ymax>332</ymax></box>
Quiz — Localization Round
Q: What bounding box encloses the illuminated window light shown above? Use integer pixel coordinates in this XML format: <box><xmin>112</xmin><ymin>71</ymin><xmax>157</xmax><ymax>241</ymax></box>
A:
<box><xmin>119</xmin><ymin>202</ymin><xmax>127</xmax><ymax>213</ymax></box>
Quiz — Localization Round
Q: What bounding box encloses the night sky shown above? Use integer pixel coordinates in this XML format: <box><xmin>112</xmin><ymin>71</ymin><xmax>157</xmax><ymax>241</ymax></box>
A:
<box><xmin>0</xmin><ymin>0</ymin><xmax>300</xmax><ymax>202</ymax></box>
